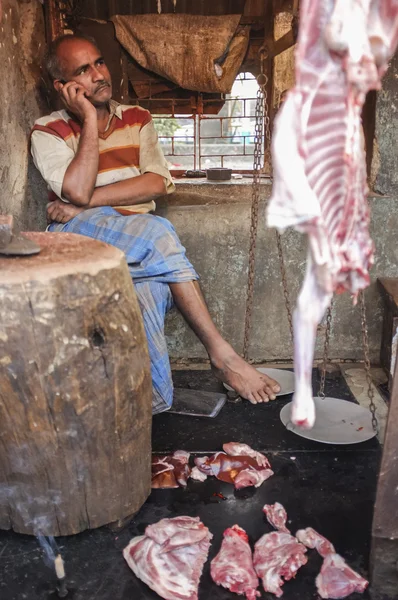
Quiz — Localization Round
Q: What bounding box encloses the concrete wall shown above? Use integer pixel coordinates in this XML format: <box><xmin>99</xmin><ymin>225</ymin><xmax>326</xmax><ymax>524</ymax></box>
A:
<box><xmin>159</xmin><ymin>182</ymin><xmax>397</xmax><ymax>364</ymax></box>
<box><xmin>0</xmin><ymin>0</ymin><xmax>47</xmax><ymax>232</ymax></box>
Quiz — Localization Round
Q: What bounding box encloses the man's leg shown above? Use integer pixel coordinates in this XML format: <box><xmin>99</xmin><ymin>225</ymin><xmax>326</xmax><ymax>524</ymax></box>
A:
<box><xmin>169</xmin><ymin>281</ymin><xmax>280</xmax><ymax>404</ymax></box>
<box><xmin>131</xmin><ymin>281</ymin><xmax>174</xmax><ymax>414</ymax></box>
<box><xmin>50</xmin><ymin>208</ymin><xmax>280</xmax><ymax>404</ymax></box>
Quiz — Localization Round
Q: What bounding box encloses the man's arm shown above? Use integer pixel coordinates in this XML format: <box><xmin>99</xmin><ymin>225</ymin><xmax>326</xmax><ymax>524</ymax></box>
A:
<box><xmin>59</xmin><ymin>82</ymin><xmax>99</xmax><ymax>206</ymax></box>
<box><xmin>46</xmin><ymin>173</ymin><xmax>166</xmax><ymax>223</ymax></box>
<box><xmin>86</xmin><ymin>172</ymin><xmax>166</xmax><ymax>207</ymax></box>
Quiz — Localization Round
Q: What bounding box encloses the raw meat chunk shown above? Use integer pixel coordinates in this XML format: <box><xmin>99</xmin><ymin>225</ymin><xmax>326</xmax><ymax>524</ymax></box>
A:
<box><xmin>190</xmin><ymin>466</ymin><xmax>207</xmax><ymax>482</ymax></box>
<box><xmin>253</xmin><ymin>531</ymin><xmax>307</xmax><ymax>597</ymax></box>
<box><xmin>223</xmin><ymin>442</ymin><xmax>271</xmax><ymax>468</ymax></box>
<box><xmin>234</xmin><ymin>466</ymin><xmax>274</xmax><ymax>489</ymax></box>
<box><xmin>263</xmin><ymin>503</ymin><xmax>290</xmax><ymax>533</ymax></box>
<box><xmin>296</xmin><ymin>527</ymin><xmax>335</xmax><ymax>557</ymax></box>
<box><xmin>316</xmin><ymin>553</ymin><xmax>368</xmax><ymax>599</ymax></box>
<box><xmin>194</xmin><ymin>452</ymin><xmax>273</xmax><ymax>489</ymax></box>
<box><xmin>123</xmin><ymin>516</ymin><xmax>212</xmax><ymax>600</ymax></box>
<box><xmin>211</xmin><ymin>525</ymin><xmax>260</xmax><ymax>600</ymax></box>
<box><xmin>151</xmin><ymin>451</ymin><xmax>191</xmax><ymax>488</ymax></box>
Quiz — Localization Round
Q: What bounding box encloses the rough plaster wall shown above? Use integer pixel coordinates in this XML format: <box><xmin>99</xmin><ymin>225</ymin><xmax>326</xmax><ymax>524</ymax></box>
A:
<box><xmin>371</xmin><ymin>51</ymin><xmax>398</xmax><ymax>195</ymax></box>
<box><xmin>0</xmin><ymin>0</ymin><xmax>47</xmax><ymax>231</ymax></box>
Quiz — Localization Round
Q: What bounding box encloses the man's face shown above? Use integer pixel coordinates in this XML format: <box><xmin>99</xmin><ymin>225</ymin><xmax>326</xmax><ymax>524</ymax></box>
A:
<box><xmin>55</xmin><ymin>38</ymin><xmax>112</xmax><ymax>106</ymax></box>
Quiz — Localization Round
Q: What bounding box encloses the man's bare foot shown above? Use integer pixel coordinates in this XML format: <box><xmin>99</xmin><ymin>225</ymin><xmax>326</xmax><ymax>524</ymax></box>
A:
<box><xmin>210</xmin><ymin>343</ymin><xmax>281</xmax><ymax>404</ymax></box>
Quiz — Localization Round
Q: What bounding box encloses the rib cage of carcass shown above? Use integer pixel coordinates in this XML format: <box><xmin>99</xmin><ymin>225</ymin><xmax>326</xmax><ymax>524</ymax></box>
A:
<box><xmin>267</xmin><ymin>0</ymin><xmax>398</xmax><ymax>429</ymax></box>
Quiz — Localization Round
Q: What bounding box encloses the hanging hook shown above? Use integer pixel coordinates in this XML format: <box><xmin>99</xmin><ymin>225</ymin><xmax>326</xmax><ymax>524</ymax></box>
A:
<box><xmin>257</xmin><ymin>46</ymin><xmax>269</xmax><ymax>87</ymax></box>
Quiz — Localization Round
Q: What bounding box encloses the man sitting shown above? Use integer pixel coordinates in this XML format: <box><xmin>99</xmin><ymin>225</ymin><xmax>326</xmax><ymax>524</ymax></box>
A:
<box><xmin>30</xmin><ymin>33</ymin><xmax>280</xmax><ymax>413</ymax></box>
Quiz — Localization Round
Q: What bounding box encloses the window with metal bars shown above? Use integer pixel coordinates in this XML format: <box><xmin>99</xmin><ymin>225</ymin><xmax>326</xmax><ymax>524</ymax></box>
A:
<box><xmin>152</xmin><ymin>73</ymin><xmax>260</xmax><ymax>172</ymax></box>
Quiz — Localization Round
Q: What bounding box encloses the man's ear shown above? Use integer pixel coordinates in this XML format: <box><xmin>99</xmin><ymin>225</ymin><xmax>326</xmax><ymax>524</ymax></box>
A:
<box><xmin>53</xmin><ymin>79</ymin><xmax>65</xmax><ymax>93</ymax></box>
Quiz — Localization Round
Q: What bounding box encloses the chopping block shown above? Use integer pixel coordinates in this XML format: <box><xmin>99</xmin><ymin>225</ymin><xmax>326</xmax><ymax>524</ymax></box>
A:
<box><xmin>0</xmin><ymin>232</ymin><xmax>152</xmax><ymax>536</ymax></box>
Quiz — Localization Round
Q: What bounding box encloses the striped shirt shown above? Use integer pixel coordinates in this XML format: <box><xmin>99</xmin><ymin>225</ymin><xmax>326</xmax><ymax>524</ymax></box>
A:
<box><xmin>30</xmin><ymin>100</ymin><xmax>175</xmax><ymax>214</ymax></box>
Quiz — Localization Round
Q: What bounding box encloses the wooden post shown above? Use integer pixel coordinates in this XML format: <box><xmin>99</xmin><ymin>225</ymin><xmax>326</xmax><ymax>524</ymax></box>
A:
<box><xmin>45</xmin><ymin>0</ymin><xmax>63</xmax><ymax>42</ymax></box>
<box><xmin>262</xmin><ymin>0</ymin><xmax>275</xmax><ymax>174</ymax></box>
<box><xmin>370</xmin><ymin>350</ymin><xmax>398</xmax><ymax>599</ymax></box>
<box><xmin>377</xmin><ymin>278</ymin><xmax>398</xmax><ymax>391</ymax></box>
<box><xmin>0</xmin><ymin>233</ymin><xmax>152</xmax><ymax>536</ymax></box>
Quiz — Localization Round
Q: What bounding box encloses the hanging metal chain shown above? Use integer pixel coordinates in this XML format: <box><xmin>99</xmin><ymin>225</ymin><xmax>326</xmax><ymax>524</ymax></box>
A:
<box><xmin>263</xmin><ymin>48</ymin><xmax>294</xmax><ymax>343</ymax></box>
<box><xmin>243</xmin><ymin>47</ymin><xmax>294</xmax><ymax>358</ymax></box>
<box><xmin>242</xmin><ymin>77</ymin><xmax>266</xmax><ymax>360</ymax></box>
<box><xmin>275</xmin><ymin>232</ymin><xmax>294</xmax><ymax>340</ymax></box>
<box><xmin>319</xmin><ymin>301</ymin><xmax>333</xmax><ymax>398</ymax></box>
<box><xmin>359</xmin><ymin>291</ymin><xmax>378</xmax><ymax>432</ymax></box>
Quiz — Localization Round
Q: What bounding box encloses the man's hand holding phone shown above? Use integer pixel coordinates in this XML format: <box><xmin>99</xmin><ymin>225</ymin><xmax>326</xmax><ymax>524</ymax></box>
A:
<box><xmin>58</xmin><ymin>81</ymin><xmax>96</xmax><ymax>122</ymax></box>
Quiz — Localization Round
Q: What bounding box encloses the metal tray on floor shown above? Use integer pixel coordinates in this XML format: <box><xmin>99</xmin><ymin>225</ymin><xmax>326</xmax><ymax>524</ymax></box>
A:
<box><xmin>280</xmin><ymin>397</ymin><xmax>377</xmax><ymax>444</ymax></box>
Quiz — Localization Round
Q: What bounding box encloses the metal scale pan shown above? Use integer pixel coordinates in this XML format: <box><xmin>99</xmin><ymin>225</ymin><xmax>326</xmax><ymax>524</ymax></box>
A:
<box><xmin>280</xmin><ymin>397</ymin><xmax>377</xmax><ymax>445</ymax></box>
<box><xmin>223</xmin><ymin>367</ymin><xmax>295</xmax><ymax>396</ymax></box>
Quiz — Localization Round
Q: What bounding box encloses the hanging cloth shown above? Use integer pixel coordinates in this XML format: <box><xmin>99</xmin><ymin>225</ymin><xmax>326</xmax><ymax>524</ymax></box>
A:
<box><xmin>110</xmin><ymin>14</ymin><xmax>249</xmax><ymax>94</ymax></box>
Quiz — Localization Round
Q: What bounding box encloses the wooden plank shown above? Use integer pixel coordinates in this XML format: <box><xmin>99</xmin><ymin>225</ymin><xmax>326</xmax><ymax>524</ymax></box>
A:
<box><xmin>378</xmin><ymin>278</ymin><xmax>398</xmax><ymax>307</ymax></box>
<box><xmin>271</xmin><ymin>28</ymin><xmax>295</xmax><ymax>57</ymax></box>
<box><xmin>45</xmin><ymin>0</ymin><xmax>63</xmax><ymax>42</ymax></box>
<box><xmin>378</xmin><ymin>278</ymin><xmax>398</xmax><ymax>388</ymax></box>
<box><xmin>370</xmin><ymin>355</ymin><xmax>398</xmax><ymax>598</ymax></box>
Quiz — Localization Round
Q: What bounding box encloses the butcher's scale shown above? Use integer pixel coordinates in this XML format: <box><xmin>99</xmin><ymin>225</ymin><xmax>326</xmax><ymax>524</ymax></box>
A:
<box><xmin>241</xmin><ymin>45</ymin><xmax>378</xmax><ymax>445</ymax></box>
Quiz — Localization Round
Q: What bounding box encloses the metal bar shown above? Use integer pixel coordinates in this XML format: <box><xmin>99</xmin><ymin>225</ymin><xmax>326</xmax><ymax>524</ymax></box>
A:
<box><xmin>196</xmin><ymin>115</ymin><xmax>199</xmax><ymax>170</ymax></box>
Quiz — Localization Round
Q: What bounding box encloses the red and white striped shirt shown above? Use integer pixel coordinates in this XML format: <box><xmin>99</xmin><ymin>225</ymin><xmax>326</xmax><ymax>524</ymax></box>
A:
<box><xmin>30</xmin><ymin>99</ymin><xmax>174</xmax><ymax>214</ymax></box>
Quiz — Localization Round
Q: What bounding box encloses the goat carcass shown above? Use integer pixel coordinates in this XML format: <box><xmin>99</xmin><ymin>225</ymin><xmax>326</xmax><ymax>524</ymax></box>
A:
<box><xmin>267</xmin><ymin>0</ymin><xmax>398</xmax><ymax>428</ymax></box>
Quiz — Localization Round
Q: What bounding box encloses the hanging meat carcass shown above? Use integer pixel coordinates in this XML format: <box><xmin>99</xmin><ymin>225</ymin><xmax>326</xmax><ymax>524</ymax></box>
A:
<box><xmin>267</xmin><ymin>0</ymin><xmax>398</xmax><ymax>428</ymax></box>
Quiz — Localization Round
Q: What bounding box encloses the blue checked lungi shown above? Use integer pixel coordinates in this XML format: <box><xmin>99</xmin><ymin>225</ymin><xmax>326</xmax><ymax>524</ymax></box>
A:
<box><xmin>49</xmin><ymin>207</ymin><xmax>199</xmax><ymax>414</ymax></box>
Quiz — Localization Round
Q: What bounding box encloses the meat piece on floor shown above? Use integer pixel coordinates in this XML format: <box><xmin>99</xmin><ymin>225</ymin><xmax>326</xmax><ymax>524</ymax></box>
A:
<box><xmin>190</xmin><ymin>466</ymin><xmax>207</xmax><ymax>482</ymax></box>
<box><xmin>123</xmin><ymin>516</ymin><xmax>212</xmax><ymax>600</ymax></box>
<box><xmin>316</xmin><ymin>553</ymin><xmax>368</xmax><ymax>599</ymax></box>
<box><xmin>211</xmin><ymin>525</ymin><xmax>260</xmax><ymax>600</ymax></box>
<box><xmin>234</xmin><ymin>466</ymin><xmax>274</xmax><ymax>489</ymax></box>
<box><xmin>151</xmin><ymin>451</ymin><xmax>191</xmax><ymax>488</ymax></box>
<box><xmin>151</xmin><ymin>456</ymin><xmax>178</xmax><ymax>489</ymax></box>
<box><xmin>296</xmin><ymin>527</ymin><xmax>335</xmax><ymax>557</ymax></box>
<box><xmin>253</xmin><ymin>531</ymin><xmax>307</xmax><ymax>597</ymax></box>
<box><xmin>266</xmin><ymin>0</ymin><xmax>398</xmax><ymax>429</ymax></box>
<box><xmin>263</xmin><ymin>503</ymin><xmax>290</xmax><ymax>533</ymax></box>
<box><xmin>223</xmin><ymin>442</ymin><xmax>271</xmax><ymax>468</ymax></box>
<box><xmin>170</xmin><ymin>451</ymin><xmax>191</xmax><ymax>487</ymax></box>
<box><xmin>194</xmin><ymin>452</ymin><xmax>273</xmax><ymax>489</ymax></box>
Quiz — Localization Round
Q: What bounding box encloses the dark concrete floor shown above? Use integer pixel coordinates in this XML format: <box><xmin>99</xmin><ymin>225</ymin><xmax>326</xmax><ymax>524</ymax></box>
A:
<box><xmin>0</xmin><ymin>369</ymin><xmax>382</xmax><ymax>600</ymax></box>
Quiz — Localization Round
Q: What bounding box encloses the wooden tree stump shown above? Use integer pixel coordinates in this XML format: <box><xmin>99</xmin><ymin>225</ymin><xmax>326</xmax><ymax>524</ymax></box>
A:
<box><xmin>0</xmin><ymin>232</ymin><xmax>152</xmax><ymax>536</ymax></box>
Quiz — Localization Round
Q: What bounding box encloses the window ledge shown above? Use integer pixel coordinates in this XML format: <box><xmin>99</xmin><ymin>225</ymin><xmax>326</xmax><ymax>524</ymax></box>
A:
<box><xmin>157</xmin><ymin>177</ymin><xmax>272</xmax><ymax>208</ymax></box>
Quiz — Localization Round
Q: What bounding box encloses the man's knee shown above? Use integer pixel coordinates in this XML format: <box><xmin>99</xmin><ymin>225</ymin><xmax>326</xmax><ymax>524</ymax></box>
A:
<box><xmin>143</xmin><ymin>214</ymin><xmax>181</xmax><ymax>246</ymax></box>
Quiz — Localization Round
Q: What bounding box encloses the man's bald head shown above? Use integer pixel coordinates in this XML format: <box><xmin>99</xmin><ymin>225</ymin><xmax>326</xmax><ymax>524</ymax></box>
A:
<box><xmin>45</xmin><ymin>33</ymin><xmax>101</xmax><ymax>81</ymax></box>
<box><xmin>46</xmin><ymin>34</ymin><xmax>112</xmax><ymax>108</ymax></box>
